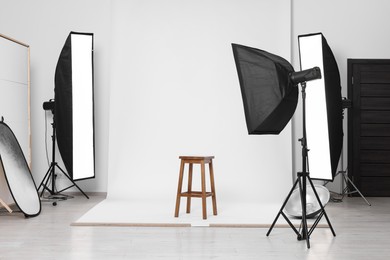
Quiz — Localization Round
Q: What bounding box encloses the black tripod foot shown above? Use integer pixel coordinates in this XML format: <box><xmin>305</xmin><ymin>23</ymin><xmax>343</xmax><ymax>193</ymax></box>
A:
<box><xmin>297</xmin><ymin>234</ymin><xmax>309</xmax><ymax>241</ymax></box>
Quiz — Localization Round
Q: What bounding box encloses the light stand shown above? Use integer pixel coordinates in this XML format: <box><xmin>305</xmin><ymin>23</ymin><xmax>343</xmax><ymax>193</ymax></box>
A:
<box><xmin>38</xmin><ymin>107</ymin><xmax>89</xmax><ymax>205</ymax></box>
<box><xmin>325</xmin><ymin>100</ymin><xmax>371</xmax><ymax>206</ymax></box>
<box><xmin>339</xmin><ymin>169</ymin><xmax>371</xmax><ymax>205</ymax></box>
<box><xmin>266</xmin><ymin>82</ymin><xmax>336</xmax><ymax>249</ymax></box>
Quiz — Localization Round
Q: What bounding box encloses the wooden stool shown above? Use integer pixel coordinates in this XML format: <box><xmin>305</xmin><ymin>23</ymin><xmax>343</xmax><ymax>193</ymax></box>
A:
<box><xmin>174</xmin><ymin>156</ymin><xmax>217</xmax><ymax>220</ymax></box>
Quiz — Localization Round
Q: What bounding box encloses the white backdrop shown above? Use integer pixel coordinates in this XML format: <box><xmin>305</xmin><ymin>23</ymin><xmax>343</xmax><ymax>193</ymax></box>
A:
<box><xmin>107</xmin><ymin>0</ymin><xmax>293</xmax><ymax>207</ymax></box>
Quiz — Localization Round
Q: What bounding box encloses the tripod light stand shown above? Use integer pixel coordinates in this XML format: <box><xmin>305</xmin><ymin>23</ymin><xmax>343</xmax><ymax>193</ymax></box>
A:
<box><xmin>38</xmin><ymin>32</ymin><xmax>95</xmax><ymax>205</ymax></box>
<box><xmin>232</xmin><ymin>33</ymin><xmax>343</xmax><ymax>249</ymax></box>
<box><xmin>38</xmin><ymin>105</ymin><xmax>89</xmax><ymax>205</ymax></box>
<box><xmin>266</xmin><ymin>81</ymin><xmax>336</xmax><ymax>249</ymax></box>
<box><xmin>334</xmin><ymin>161</ymin><xmax>371</xmax><ymax>205</ymax></box>
<box><xmin>54</xmin><ymin>32</ymin><xmax>95</xmax><ymax>182</ymax></box>
<box><xmin>325</xmin><ymin>99</ymin><xmax>371</xmax><ymax>206</ymax></box>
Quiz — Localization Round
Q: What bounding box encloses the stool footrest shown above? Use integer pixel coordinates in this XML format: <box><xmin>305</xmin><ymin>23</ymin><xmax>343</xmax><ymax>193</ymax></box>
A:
<box><xmin>180</xmin><ymin>191</ymin><xmax>213</xmax><ymax>198</ymax></box>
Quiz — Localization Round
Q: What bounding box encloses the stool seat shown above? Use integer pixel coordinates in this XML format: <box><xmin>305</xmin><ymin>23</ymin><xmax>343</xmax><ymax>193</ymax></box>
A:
<box><xmin>174</xmin><ymin>156</ymin><xmax>217</xmax><ymax>220</ymax></box>
<box><xmin>179</xmin><ymin>156</ymin><xmax>214</xmax><ymax>162</ymax></box>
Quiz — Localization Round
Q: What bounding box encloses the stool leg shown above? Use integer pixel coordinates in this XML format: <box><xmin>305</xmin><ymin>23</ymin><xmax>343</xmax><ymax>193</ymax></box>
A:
<box><xmin>174</xmin><ymin>160</ymin><xmax>185</xmax><ymax>217</ymax></box>
<box><xmin>209</xmin><ymin>160</ymin><xmax>217</xmax><ymax>215</ymax></box>
<box><xmin>186</xmin><ymin>163</ymin><xmax>193</xmax><ymax>213</ymax></box>
<box><xmin>201</xmin><ymin>161</ymin><xmax>207</xmax><ymax>220</ymax></box>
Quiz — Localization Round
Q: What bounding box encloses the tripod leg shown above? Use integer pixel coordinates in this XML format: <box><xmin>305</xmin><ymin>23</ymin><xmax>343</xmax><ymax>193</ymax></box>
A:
<box><xmin>343</xmin><ymin>173</ymin><xmax>371</xmax><ymax>206</ymax></box>
<box><xmin>55</xmin><ymin>164</ymin><xmax>89</xmax><ymax>199</ymax></box>
<box><xmin>307</xmin><ymin>178</ymin><xmax>336</xmax><ymax>237</ymax></box>
<box><xmin>267</xmin><ymin>178</ymin><xmax>300</xmax><ymax>236</ymax></box>
<box><xmin>38</xmin><ymin>164</ymin><xmax>53</xmax><ymax>191</ymax></box>
<box><xmin>39</xmin><ymin>164</ymin><xmax>55</xmax><ymax>197</ymax></box>
<box><xmin>41</xmin><ymin>174</ymin><xmax>51</xmax><ymax>197</ymax></box>
<box><xmin>281</xmin><ymin>211</ymin><xmax>300</xmax><ymax>236</ymax></box>
<box><xmin>308</xmin><ymin>211</ymin><xmax>324</xmax><ymax>237</ymax></box>
<box><xmin>298</xmin><ymin>176</ymin><xmax>310</xmax><ymax>248</ymax></box>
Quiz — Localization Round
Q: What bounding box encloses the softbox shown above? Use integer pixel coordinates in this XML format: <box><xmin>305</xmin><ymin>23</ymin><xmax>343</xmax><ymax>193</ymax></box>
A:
<box><xmin>232</xmin><ymin>44</ymin><xmax>298</xmax><ymax>135</ymax></box>
<box><xmin>54</xmin><ymin>32</ymin><xmax>95</xmax><ymax>181</ymax></box>
<box><xmin>298</xmin><ymin>33</ymin><xmax>343</xmax><ymax>180</ymax></box>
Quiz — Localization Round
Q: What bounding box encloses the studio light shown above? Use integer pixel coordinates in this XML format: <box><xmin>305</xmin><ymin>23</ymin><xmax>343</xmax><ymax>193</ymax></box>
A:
<box><xmin>232</xmin><ymin>44</ymin><xmax>298</xmax><ymax>134</ymax></box>
<box><xmin>298</xmin><ymin>33</ymin><xmax>343</xmax><ymax>181</ymax></box>
<box><xmin>42</xmin><ymin>99</ymin><xmax>55</xmax><ymax>111</ymax></box>
<box><xmin>232</xmin><ymin>32</ymin><xmax>342</xmax><ymax>248</ymax></box>
<box><xmin>55</xmin><ymin>32</ymin><xmax>95</xmax><ymax>181</ymax></box>
<box><xmin>38</xmin><ymin>32</ymin><xmax>94</xmax><ymax>203</ymax></box>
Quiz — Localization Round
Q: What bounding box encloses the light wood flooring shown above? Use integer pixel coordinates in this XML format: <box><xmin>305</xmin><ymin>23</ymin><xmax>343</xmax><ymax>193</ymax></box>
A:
<box><xmin>0</xmin><ymin>194</ymin><xmax>389</xmax><ymax>259</ymax></box>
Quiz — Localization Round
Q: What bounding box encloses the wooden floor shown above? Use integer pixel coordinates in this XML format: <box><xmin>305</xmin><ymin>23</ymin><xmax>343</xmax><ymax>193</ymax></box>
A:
<box><xmin>1</xmin><ymin>194</ymin><xmax>389</xmax><ymax>259</ymax></box>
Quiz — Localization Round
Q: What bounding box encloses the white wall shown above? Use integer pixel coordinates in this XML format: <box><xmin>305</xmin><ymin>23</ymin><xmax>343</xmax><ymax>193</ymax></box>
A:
<box><xmin>2</xmin><ymin>0</ymin><xmax>390</xmax><ymax>199</ymax></box>
<box><xmin>107</xmin><ymin>0</ymin><xmax>293</xmax><ymax>204</ymax></box>
<box><xmin>0</xmin><ymin>36</ymin><xmax>29</xmax><ymax>204</ymax></box>
<box><xmin>0</xmin><ymin>0</ymin><xmax>111</xmax><ymax>193</ymax></box>
<box><xmin>292</xmin><ymin>0</ymin><xmax>390</xmax><ymax>191</ymax></box>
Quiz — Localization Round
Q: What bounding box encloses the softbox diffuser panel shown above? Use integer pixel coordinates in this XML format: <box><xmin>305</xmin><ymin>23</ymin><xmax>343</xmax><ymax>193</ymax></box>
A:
<box><xmin>55</xmin><ymin>32</ymin><xmax>95</xmax><ymax>181</ymax></box>
<box><xmin>232</xmin><ymin>44</ymin><xmax>298</xmax><ymax>135</ymax></box>
<box><xmin>298</xmin><ymin>33</ymin><xmax>343</xmax><ymax>181</ymax></box>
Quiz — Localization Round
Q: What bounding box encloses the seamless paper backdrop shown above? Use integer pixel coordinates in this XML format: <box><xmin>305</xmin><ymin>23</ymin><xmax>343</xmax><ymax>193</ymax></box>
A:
<box><xmin>107</xmin><ymin>0</ymin><xmax>293</xmax><ymax>205</ymax></box>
